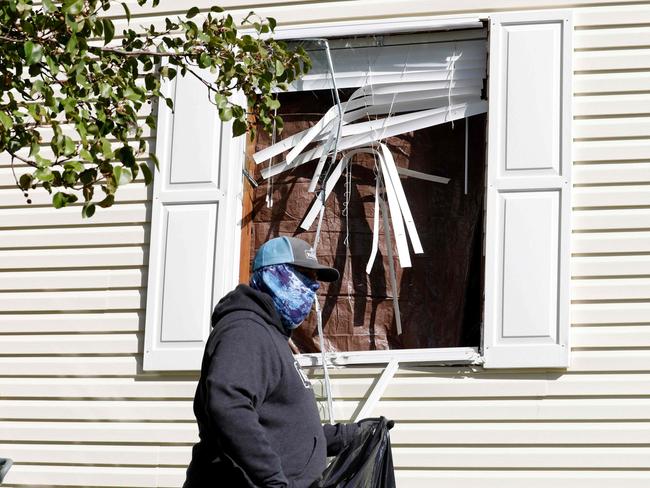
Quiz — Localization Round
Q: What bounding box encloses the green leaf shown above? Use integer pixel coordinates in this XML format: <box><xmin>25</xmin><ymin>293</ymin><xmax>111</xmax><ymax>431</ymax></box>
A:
<box><xmin>79</xmin><ymin>168</ymin><xmax>97</xmax><ymax>185</ymax></box>
<box><xmin>121</xmin><ymin>2</ymin><xmax>131</xmax><ymax>22</ymax></box>
<box><xmin>82</xmin><ymin>185</ymin><xmax>94</xmax><ymax>202</ymax></box>
<box><xmin>64</xmin><ymin>161</ymin><xmax>84</xmax><ymax>172</ymax></box>
<box><xmin>210</xmin><ymin>6</ymin><xmax>224</xmax><ymax>12</ymax></box>
<box><xmin>199</xmin><ymin>52</ymin><xmax>211</xmax><ymax>69</ymax></box>
<box><xmin>219</xmin><ymin>107</ymin><xmax>233</xmax><ymax>122</ymax></box>
<box><xmin>232</xmin><ymin>117</ymin><xmax>247</xmax><ymax>137</ymax></box>
<box><xmin>0</xmin><ymin>111</ymin><xmax>12</xmax><ymax>130</ymax></box>
<box><xmin>102</xmin><ymin>19</ymin><xmax>115</xmax><ymax>45</ymax></box>
<box><xmin>53</xmin><ymin>191</ymin><xmax>78</xmax><ymax>209</ymax></box>
<box><xmin>80</xmin><ymin>149</ymin><xmax>93</xmax><ymax>162</ymax></box>
<box><xmin>82</xmin><ymin>202</ymin><xmax>96</xmax><ymax>218</ymax></box>
<box><xmin>140</xmin><ymin>162</ymin><xmax>153</xmax><ymax>185</ymax></box>
<box><xmin>34</xmin><ymin>167</ymin><xmax>54</xmax><ymax>182</ymax></box>
<box><xmin>149</xmin><ymin>152</ymin><xmax>159</xmax><ymax>170</ymax></box>
<box><xmin>66</xmin><ymin>34</ymin><xmax>78</xmax><ymax>54</ymax></box>
<box><xmin>63</xmin><ymin>0</ymin><xmax>84</xmax><ymax>15</ymax></box>
<box><xmin>42</xmin><ymin>0</ymin><xmax>57</xmax><ymax>12</ymax></box>
<box><xmin>97</xmin><ymin>194</ymin><xmax>115</xmax><ymax>208</ymax></box>
<box><xmin>186</xmin><ymin>7</ymin><xmax>200</xmax><ymax>18</ymax></box>
<box><xmin>24</xmin><ymin>42</ymin><xmax>43</xmax><ymax>65</ymax></box>
<box><xmin>19</xmin><ymin>173</ymin><xmax>33</xmax><ymax>191</ymax></box>
<box><xmin>63</xmin><ymin>136</ymin><xmax>76</xmax><ymax>156</ymax></box>
<box><xmin>101</xmin><ymin>138</ymin><xmax>114</xmax><ymax>159</ymax></box>
<box><xmin>113</xmin><ymin>165</ymin><xmax>132</xmax><ymax>186</ymax></box>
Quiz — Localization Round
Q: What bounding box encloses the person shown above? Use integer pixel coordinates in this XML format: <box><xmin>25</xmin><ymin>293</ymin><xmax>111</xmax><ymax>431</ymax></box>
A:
<box><xmin>183</xmin><ymin>236</ymin><xmax>360</xmax><ymax>488</ymax></box>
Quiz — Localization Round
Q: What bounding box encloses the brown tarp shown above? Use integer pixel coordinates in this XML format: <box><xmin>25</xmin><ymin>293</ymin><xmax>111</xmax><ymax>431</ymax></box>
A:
<box><xmin>247</xmin><ymin>91</ymin><xmax>485</xmax><ymax>353</ymax></box>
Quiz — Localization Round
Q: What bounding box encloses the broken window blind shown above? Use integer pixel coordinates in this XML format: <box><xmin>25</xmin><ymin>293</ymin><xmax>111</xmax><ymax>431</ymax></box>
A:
<box><xmin>254</xmin><ymin>29</ymin><xmax>488</xmax><ymax>270</ymax></box>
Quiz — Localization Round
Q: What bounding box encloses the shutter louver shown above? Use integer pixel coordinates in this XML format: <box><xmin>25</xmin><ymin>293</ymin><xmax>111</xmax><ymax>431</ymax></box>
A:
<box><xmin>483</xmin><ymin>11</ymin><xmax>572</xmax><ymax>369</ymax></box>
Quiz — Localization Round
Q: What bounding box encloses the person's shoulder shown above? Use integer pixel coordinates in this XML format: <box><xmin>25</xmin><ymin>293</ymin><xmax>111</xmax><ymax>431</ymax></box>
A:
<box><xmin>217</xmin><ymin>314</ymin><xmax>275</xmax><ymax>345</ymax></box>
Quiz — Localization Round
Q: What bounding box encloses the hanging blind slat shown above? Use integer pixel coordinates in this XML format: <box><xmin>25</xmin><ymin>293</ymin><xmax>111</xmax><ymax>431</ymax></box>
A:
<box><xmin>290</xmin><ymin>36</ymin><xmax>487</xmax><ymax>91</ymax></box>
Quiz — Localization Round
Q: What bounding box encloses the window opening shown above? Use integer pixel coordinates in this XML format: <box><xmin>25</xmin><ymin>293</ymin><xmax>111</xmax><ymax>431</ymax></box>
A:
<box><xmin>247</xmin><ymin>29</ymin><xmax>488</xmax><ymax>356</ymax></box>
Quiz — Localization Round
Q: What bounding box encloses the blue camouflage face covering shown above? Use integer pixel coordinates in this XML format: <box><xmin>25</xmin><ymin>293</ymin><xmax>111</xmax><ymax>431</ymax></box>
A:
<box><xmin>250</xmin><ymin>264</ymin><xmax>320</xmax><ymax>331</ymax></box>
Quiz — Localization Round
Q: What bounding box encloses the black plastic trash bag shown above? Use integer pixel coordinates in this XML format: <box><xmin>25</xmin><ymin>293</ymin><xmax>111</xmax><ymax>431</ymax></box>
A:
<box><xmin>0</xmin><ymin>458</ymin><xmax>13</xmax><ymax>485</ymax></box>
<box><xmin>316</xmin><ymin>417</ymin><xmax>396</xmax><ymax>488</ymax></box>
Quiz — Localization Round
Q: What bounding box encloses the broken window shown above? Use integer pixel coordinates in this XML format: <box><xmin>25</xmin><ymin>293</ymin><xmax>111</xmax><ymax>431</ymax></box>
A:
<box><xmin>247</xmin><ymin>28</ymin><xmax>488</xmax><ymax>354</ymax></box>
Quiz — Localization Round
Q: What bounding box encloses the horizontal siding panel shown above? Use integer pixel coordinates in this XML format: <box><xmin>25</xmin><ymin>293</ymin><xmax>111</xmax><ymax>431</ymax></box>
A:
<box><xmin>573</xmin><ymin>208</ymin><xmax>650</xmax><ymax>230</ymax></box>
<box><xmin>343</xmin><ymin>398</ymin><xmax>650</xmax><ymax>420</ymax></box>
<box><xmin>0</xmin><ymin>225</ymin><xmax>149</xmax><ymax>249</ymax></box>
<box><xmin>0</xmin><ymin>165</ymin><xmax>149</xmax><ymax>187</ymax></box>
<box><xmin>575</xmin><ymin>26</ymin><xmax>650</xmax><ymax>50</ymax></box>
<box><xmin>0</xmin><ymin>378</ymin><xmax>196</xmax><ymax>399</ymax></box>
<box><xmin>0</xmin><ymin>269</ymin><xmax>146</xmax><ymax>291</ymax></box>
<box><xmin>0</xmin><ymin>356</ymin><xmax>140</xmax><ymax>376</ymax></box>
<box><xmin>574</xmin><ymin>117</ymin><xmax>650</xmax><ymax>140</ymax></box>
<box><xmin>570</xmin><ymin>350</ymin><xmax>650</xmax><ymax>372</ymax></box>
<box><xmin>0</xmin><ymin>204</ymin><xmax>149</xmax><ymax>228</ymax></box>
<box><xmin>0</xmin><ymin>400</ymin><xmax>194</xmax><ymax>420</ymax></box>
<box><xmin>0</xmin><ymin>334</ymin><xmax>141</xmax><ymax>355</ymax></box>
<box><xmin>0</xmin><ymin>142</ymin><xmax>152</xmax><ymax>169</ymax></box>
<box><xmin>3</xmin><ymin>465</ymin><xmax>183</xmax><ymax>488</ymax></box>
<box><xmin>574</xmin><ymin>140</ymin><xmax>650</xmax><ymax>162</ymax></box>
<box><xmin>575</xmin><ymin>5</ymin><xmax>650</xmax><ymax>27</ymax></box>
<box><xmin>571</xmin><ymin>277</ymin><xmax>650</xmax><ymax>301</ymax></box>
<box><xmin>392</xmin><ymin>446</ymin><xmax>650</xmax><ymax>468</ymax></box>
<box><xmin>0</xmin><ymin>312</ymin><xmax>143</xmax><ymax>333</ymax></box>
<box><xmin>572</xmin><ymin>302</ymin><xmax>650</xmax><ymax>324</ymax></box>
<box><xmin>572</xmin><ymin>231</ymin><xmax>650</xmax><ymax>254</ymax></box>
<box><xmin>0</xmin><ymin>443</ymin><xmax>191</xmax><ymax>466</ymax></box>
<box><xmin>0</xmin><ymin>184</ymin><xmax>149</xmax><ymax>207</ymax></box>
<box><xmin>390</xmin><ymin>421</ymin><xmax>650</xmax><ymax>445</ymax></box>
<box><xmin>395</xmin><ymin>470</ymin><xmax>650</xmax><ymax>488</ymax></box>
<box><xmin>574</xmin><ymin>48</ymin><xmax>650</xmax><ymax>71</ymax></box>
<box><xmin>0</xmin><ymin>454</ymin><xmax>645</xmax><ymax>486</ymax></box>
<box><xmin>0</xmin><ymin>247</ymin><xmax>147</xmax><ymax>270</ymax></box>
<box><xmin>0</xmin><ymin>421</ymin><xmax>197</xmax><ymax>443</ymax></box>
<box><xmin>0</xmin><ymin>290</ymin><xmax>144</xmax><ymax>312</ymax></box>
<box><xmin>109</xmin><ymin>0</ymin><xmax>645</xmax><ymax>32</ymax></box>
<box><xmin>316</xmin><ymin>373</ymin><xmax>650</xmax><ymax>399</ymax></box>
<box><xmin>34</xmin><ymin>124</ymin><xmax>154</xmax><ymax>141</ymax></box>
<box><xmin>571</xmin><ymin>325</ymin><xmax>650</xmax><ymax>348</ymax></box>
<box><xmin>574</xmin><ymin>71</ymin><xmax>650</xmax><ymax>94</ymax></box>
<box><xmin>574</xmin><ymin>94</ymin><xmax>650</xmax><ymax>117</ymax></box>
<box><xmin>573</xmin><ymin>163</ymin><xmax>650</xmax><ymax>185</ymax></box>
<box><xmin>573</xmin><ymin>185</ymin><xmax>650</xmax><ymax>208</ymax></box>
<box><xmin>571</xmin><ymin>255</ymin><xmax>650</xmax><ymax>277</ymax></box>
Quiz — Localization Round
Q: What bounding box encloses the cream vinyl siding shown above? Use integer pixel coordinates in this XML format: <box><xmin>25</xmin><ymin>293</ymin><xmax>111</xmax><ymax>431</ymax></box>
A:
<box><xmin>0</xmin><ymin>1</ymin><xmax>649</xmax><ymax>487</ymax></box>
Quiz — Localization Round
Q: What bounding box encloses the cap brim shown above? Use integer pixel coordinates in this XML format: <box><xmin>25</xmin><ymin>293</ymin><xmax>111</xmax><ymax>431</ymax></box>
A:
<box><xmin>292</xmin><ymin>260</ymin><xmax>340</xmax><ymax>282</ymax></box>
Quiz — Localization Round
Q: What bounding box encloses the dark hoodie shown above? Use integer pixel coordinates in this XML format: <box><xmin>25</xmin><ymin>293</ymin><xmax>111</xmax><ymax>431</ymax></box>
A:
<box><xmin>183</xmin><ymin>285</ymin><xmax>358</xmax><ymax>488</ymax></box>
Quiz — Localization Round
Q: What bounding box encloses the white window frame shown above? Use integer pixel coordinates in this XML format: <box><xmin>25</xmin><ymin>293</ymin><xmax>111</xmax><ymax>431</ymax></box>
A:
<box><xmin>250</xmin><ymin>12</ymin><xmax>571</xmax><ymax>368</ymax></box>
<box><xmin>143</xmin><ymin>11</ymin><xmax>572</xmax><ymax>371</ymax></box>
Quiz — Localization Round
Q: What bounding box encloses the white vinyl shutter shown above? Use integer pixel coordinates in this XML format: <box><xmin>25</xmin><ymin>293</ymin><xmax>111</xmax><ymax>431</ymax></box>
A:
<box><xmin>483</xmin><ymin>11</ymin><xmax>572</xmax><ymax>368</ymax></box>
<box><xmin>143</xmin><ymin>72</ymin><xmax>244</xmax><ymax>371</ymax></box>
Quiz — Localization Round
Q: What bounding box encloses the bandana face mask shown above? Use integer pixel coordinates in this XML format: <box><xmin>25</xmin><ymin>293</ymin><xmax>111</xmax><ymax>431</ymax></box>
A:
<box><xmin>250</xmin><ymin>264</ymin><xmax>320</xmax><ymax>331</ymax></box>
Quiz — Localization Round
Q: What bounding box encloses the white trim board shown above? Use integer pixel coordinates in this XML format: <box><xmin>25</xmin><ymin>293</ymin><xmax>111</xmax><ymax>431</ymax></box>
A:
<box><xmin>270</xmin><ymin>17</ymin><xmax>484</xmax><ymax>40</ymax></box>
<box><xmin>296</xmin><ymin>347</ymin><xmax>482</xmax><ymax>367</ymax></box>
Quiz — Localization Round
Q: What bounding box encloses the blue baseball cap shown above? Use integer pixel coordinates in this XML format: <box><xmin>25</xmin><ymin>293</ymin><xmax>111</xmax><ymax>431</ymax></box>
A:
<box><xmin>253</xmin><ymin>236</ymin><xmax>340</xmax><ymax>282</ymax></box>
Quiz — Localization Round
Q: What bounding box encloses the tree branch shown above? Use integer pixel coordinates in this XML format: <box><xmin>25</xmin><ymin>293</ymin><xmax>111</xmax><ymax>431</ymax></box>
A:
<box><xmin>98</xmin><ymin>46</ymin><xmax>202</xmax><ymax>57</ymax></box>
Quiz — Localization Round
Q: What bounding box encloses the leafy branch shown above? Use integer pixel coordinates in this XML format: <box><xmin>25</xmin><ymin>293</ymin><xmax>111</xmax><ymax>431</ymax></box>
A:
<box><xmin>0</xmin><ymin>0</ymin><xmax>310</xmax><ymax>217</ymax></box>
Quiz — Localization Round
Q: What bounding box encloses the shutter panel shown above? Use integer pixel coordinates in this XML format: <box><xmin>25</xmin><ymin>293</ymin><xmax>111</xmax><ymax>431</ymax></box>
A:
<box><xmin>143</xmin><ymin>72</ymin><xmax>244</xmax><ymax>371</ymax></box>
<box><xmin>483</xmin><ymin>11</ymin><xmax>572</xmax><ymax>368</ymax></box>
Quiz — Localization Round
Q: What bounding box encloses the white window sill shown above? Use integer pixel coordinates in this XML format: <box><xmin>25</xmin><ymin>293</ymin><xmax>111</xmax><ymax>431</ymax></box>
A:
<box><xmin>295</xmin><ymin>346</ymin><xmax>483</xmax><ymax>367</ymax></box>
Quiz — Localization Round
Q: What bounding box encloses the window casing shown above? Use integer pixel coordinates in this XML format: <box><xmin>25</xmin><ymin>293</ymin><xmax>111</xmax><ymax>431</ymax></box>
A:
<box><xmin>143</xmin><ymin>12</ymin><xmax>572</xmax><ymax>371</ymax></box>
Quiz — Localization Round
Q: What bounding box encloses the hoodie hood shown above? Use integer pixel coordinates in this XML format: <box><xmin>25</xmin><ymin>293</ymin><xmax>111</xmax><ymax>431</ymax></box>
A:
<box><xmin>211</xmin><ymin>284</ymin><xmax>289</xmax><ymax>338</ymax></box>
